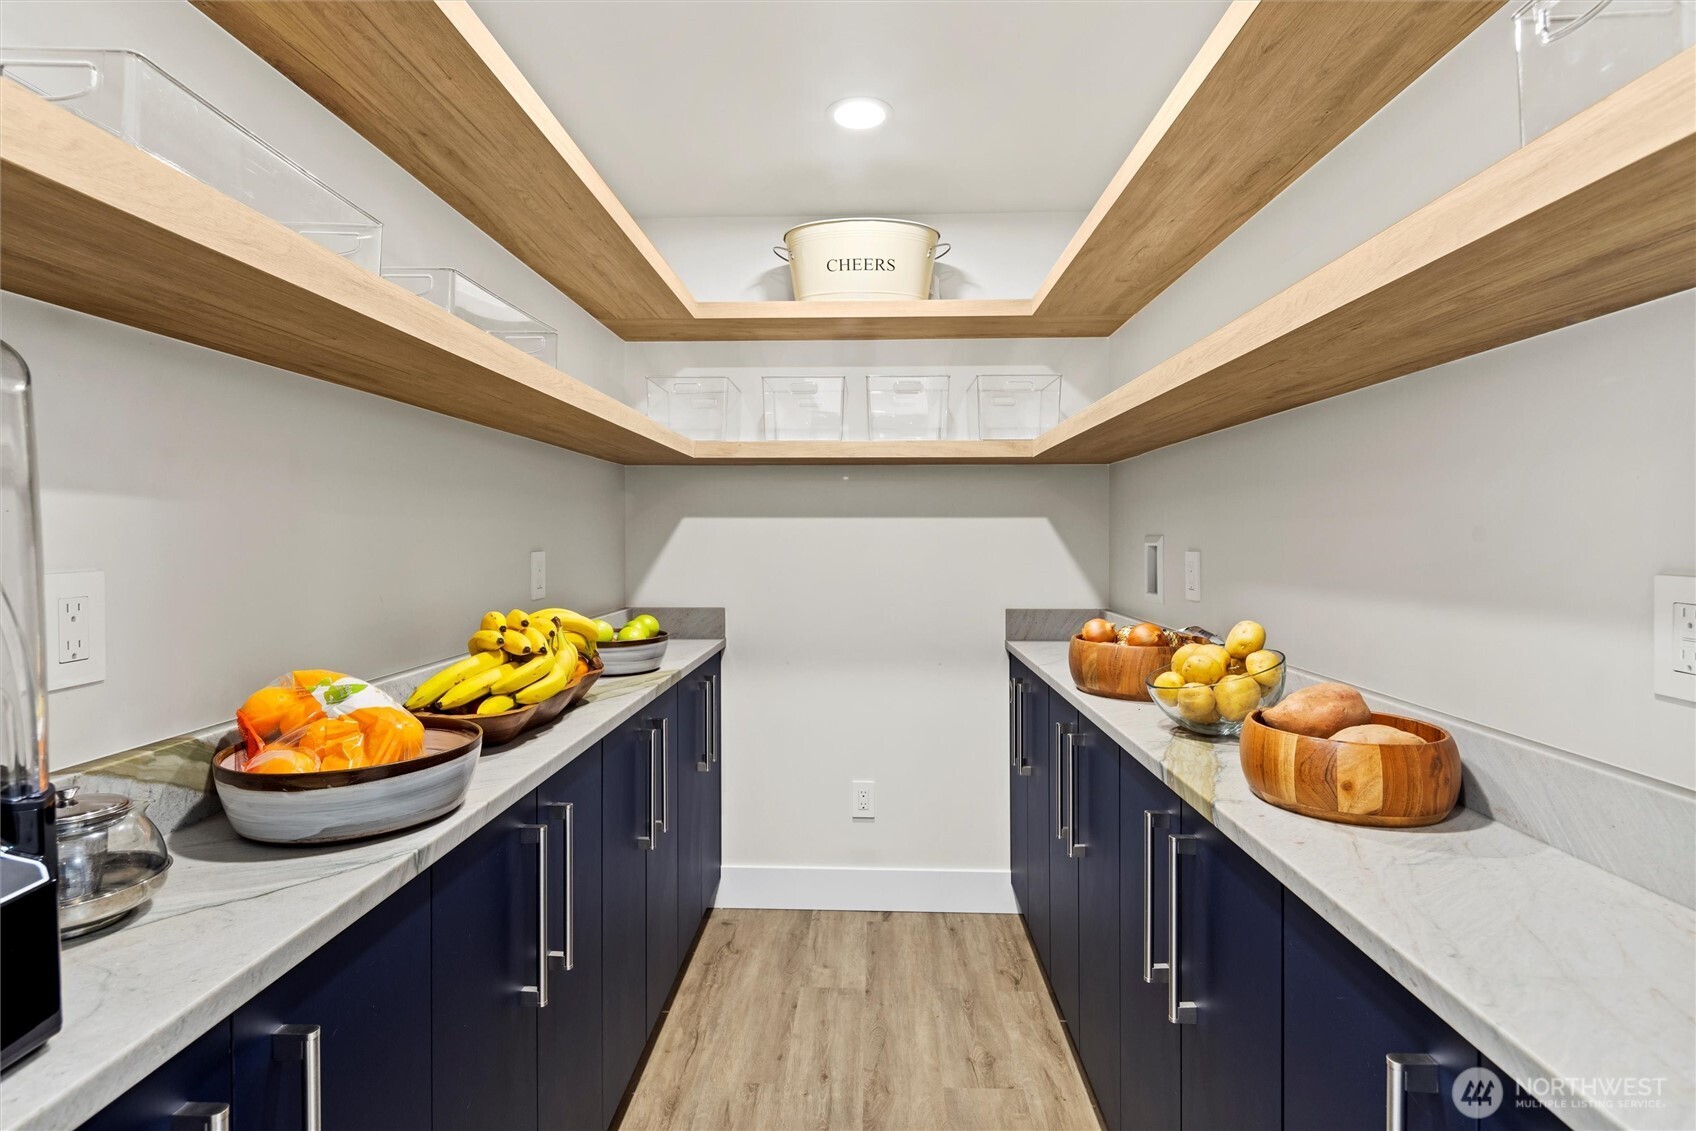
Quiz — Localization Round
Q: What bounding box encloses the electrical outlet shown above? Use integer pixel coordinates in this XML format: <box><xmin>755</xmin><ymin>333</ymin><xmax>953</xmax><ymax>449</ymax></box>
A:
<box><xmin>1654</xmin><ymin>575</ymin><xmax>1696</xmax><ymax>703</ymax></box>
<box><xmin>1184</xmin><ymin>550</ymin><xmax>1202</xmax><ymax>602</ymax></box>
<box><xmin>529</xmin><ymin>551</ymin><xmax>546</xmax><ymax>601</ymax></box>
<box><xmin>851</xmin><ymin>780</ymin><xmax>875</xmax><ymax>820</ymax></box>
<box><xmin>44</xmin><ymin>571</ymin><xmax>106</xmax><ymax>690</ymax></box>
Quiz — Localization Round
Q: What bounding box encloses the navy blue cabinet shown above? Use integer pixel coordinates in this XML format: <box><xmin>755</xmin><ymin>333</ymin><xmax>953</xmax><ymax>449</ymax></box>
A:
<box><xmin>1118</xmin><ymin>753</ymin><xmax>1182</xmax><ymax>1131</ymax></box>
<box><xmin>1478</xmin><ymin>1058</ymin><xmax>1568</xmax><ymax>1130</ymax></box>
<box><xmin>79</xmin><ymin>1020</ymin><xmax>232</xmax><ymax>1131</ymax></box>
<box><xmin>676</xmin><ymin>659</ymin><xmax>720</xmax><ymax>949</ymax></box>
<box><xmin>1021</xmin><ymin>667</ymin><xmax>1052</xmax><ymax>974</ymax></box>
<box><xmin>234</xmin><ymin>871</ymin><xmax>432</xmax><ymax>1131</ymax></box>
<box><xmin>431</xmin><ymin>790</ymin><xmax>541</xmax><ymax>1131</ymax></box>
<box><xmin>1008</xmin><ymin>663</ymin><xmax>1030</xmax><ymax>918</ymax></box>
<box><xmin>703</xmin><ymin>655</ymin><xmax>723</xmax><ymax>912</ymax></box>
<box><xmin>643</xmin><ymin>688</ymin><xmax>681</xmax><ymax>1025</ymax></box>
<box><xmin>539</xmin><ymin>745</ymin><xmax>606</xmax><ymax>1131</ymax></box>
<box><xmin>1046</xmin><ymin>687</ymin><xmax>1081</xmax><ymax>1030</ymax></box>
<box><xmin>1175</xmin><ymin>798</ymin><xmax>1283</xmax><ymax>1131</ymax></box>
<box><xmin>601</xmin><ymin>706</ymin><xmax>655</xmax><ymax>1121</ymax></box>
<box><xmin>1072</xmin><ymin>713</ymin><xmax>1121</xmax><ymax>1127</ymax></box>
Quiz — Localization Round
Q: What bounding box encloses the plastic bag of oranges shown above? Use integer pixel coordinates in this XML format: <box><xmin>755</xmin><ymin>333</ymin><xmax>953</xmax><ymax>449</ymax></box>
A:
<box><xmin>235</xmin><ymin>670</ymin><xmax>424</xmax><ymax>773</ymax></box>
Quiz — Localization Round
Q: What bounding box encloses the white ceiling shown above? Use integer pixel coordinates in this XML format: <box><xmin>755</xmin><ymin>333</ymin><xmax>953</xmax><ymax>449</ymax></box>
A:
<box><xmin>469</xmin><ymin>0</ymin><xmax>1232</xmax><ymax>220</ymax></box>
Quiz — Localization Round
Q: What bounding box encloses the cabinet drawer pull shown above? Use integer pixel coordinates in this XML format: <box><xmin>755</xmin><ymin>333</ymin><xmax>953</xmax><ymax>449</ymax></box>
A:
<box><xmin>1065</xmin><ymin>731</ymin><xmax>1085</xmax><ymax>859</ymax></box>
<box><xmin>1142</xmin><ymin>810</ymin><xmax>1171</xmax><ymax>983</ymax></box>
<box><xmin>1008</xmin><ymin>678</ymin><xmax>1021</xmax><ymax>769</ymax></box>
<box><xmin>542</xmin><ymin>802</ymin><xmax>574</xmax><ymax>971</ymax></box>
<box><xmin>1053</xmin><ymin>722</ymin><xmax>1069</xmax><ymax>841</ymax></box>
<box><xmin>1385</xmin><ymin>1053</ymin><xmax>1440</xmax><ymax>1131</ymax></box>
<box><xmin>638</xmin><ymin>724</ymin><xmax>660</xmax><ymax>850</ymax></box>
<box><xmin>660</xmin><ymin>715</ymin><xmax>671</xmax><ymax>833</ymax></box>
<box><xmin>708</xmin><ymin>673</ymin><xmax>720</xmax><ymax>764</ymax></box>
<box><xmin>171</xmin><ymin>1103</ymin><xmax>230</xmax><ymax>1131</ymax></box>
<box><xmin>271</xmin><ymin>1024</ymin><xmax>322</xmax><ymax>1131</ymax></box>
<box><xmin>520</xmin><ymin>823</ymin><xmax>549</xmax><ymax>1007</ymax></box>
<box><xmin>698</xmin><ymin>677</ymin><xmax>712</xmax><ymax>771</ymax></box>
<box><xmin>1167</xmin><ymin>834</ymin><xmax>1197</xmax><ymax>1024</ymax></box>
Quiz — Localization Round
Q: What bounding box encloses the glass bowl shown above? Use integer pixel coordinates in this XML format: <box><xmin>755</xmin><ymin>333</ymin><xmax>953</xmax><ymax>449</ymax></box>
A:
<box><xmin>1145</xmin><ymin>649</ymin><xmax>1287</xmax><ymax>737</ymax></box>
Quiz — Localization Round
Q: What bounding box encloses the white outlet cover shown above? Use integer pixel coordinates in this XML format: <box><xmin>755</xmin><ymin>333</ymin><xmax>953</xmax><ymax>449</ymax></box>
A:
<box><xmin>851</xmin><ymin>780</ymin><xmax>875</xmax><ymax>820</ymax></box>
<box><xmin>529</xmin><ymin>551</ymin><xmax>547</xmax><ymax>601</ymax></box>
<box><xmin>1653</xmin><ymin>575</ymin><xmax>1696</xmax><ymax>704</ymax></box>
<box><xmin>44</xmin><ymin>571</ymin><xmax>106</xmax><ymax>690</ymax></box>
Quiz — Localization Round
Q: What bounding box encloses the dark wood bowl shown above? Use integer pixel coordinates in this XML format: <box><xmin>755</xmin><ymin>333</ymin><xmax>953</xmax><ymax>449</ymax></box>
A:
<box><xmin>1068</xmin><ymin>634</ymin><xmax>1173</xmax><ymax>701</ymax></box>
<box><xmin>1238</xmin><ymin>710</ymin><xmax>1461</xmax><ymax>827</ymax></box>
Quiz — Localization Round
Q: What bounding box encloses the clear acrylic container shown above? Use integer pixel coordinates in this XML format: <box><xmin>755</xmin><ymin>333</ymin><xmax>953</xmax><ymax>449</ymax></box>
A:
<box><xmin>762</xmin><ymin>376</ymin><xmax>845</xmax><ymax>441</ymax></box>
<box><xmin>1514</xmin><ymin>1</ymin><xmax>1695</xmax><ymax>143</ymax></box>
<box><xmin>646</xmin><ymin>377</ymin><xmax>741</xmax><ymax>441</ymax></box>
<box><xmin>382</xmin><ymin>268</ymin><xmax>557</xmax><ymax>366</ymax></box>
<box><xmin>966</xmin><ymin>375</ymin><xmax>1062</xmax><ymax>440</ymax></box>
<box><xmin>866</xmin><ymin>375</ymin><xmax>950</xmax><ymax>440</ymax></box>
<box><xmin>0</xmin><ymin>47</ymin><xmax>383</xmax><ymax>272</ymax></box>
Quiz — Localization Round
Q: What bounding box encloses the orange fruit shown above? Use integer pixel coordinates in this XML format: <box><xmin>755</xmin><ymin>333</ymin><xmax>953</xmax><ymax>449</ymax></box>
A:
<box><xmin>351</xmin><ymin>707</ymin><xmax>424</xmax><ymax>765</ymax></box>
<box><xmin>238</xmin><ymin>685</ymin><xmax>299</xmax><ymax>739</ymax></box>
<box><xmin>291</xmin><ymin>669</ymin><xmax>344</xmax><ymax>690</ymax></box>
<box><xmin>246</xmin><ymin>745</ymin><xmax>319</xmax><ymax>774</ymax></box>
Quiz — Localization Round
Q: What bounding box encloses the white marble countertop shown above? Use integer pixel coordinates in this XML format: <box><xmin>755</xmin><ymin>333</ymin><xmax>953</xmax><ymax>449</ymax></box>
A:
<box><xmin>0</xmin><ymin>639</ymin><xmax>724</xmax><ymax>1131</ymax></box>
<box><xmin>1010</xmin><ymin>640</ymin><xmax>1695</xmax><ymax>1131</ymax></box>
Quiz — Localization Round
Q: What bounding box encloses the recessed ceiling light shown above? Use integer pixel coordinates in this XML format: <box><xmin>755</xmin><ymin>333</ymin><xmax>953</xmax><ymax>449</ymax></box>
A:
<box><xmin>830</xmin><ymin>97</ymin><xmax>889</xmax><ymax>130</ymax></box>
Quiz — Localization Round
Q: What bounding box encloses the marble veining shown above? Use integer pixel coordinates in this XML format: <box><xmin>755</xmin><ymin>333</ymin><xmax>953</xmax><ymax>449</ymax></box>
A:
<box><xmin>0</xmin><ymin>640</ymin><xmax>725</xmax><ymax>1131</ymax></box>
<box><xmin>1010</xmin><ymin>639</ymin><xmax>1696</xmax><ymax>1131</ymax></box>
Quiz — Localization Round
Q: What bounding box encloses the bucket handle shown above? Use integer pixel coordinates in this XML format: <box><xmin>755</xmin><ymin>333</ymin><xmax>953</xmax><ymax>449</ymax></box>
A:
<box><xmin>931</xmin><ymin>243</ymin><xmax>951</xmax><ymax>261</ymax></box>
<box><xmin>773</xmin><ymin>246</ymin><xmax>791</xmax><ymax>262</ymax></box>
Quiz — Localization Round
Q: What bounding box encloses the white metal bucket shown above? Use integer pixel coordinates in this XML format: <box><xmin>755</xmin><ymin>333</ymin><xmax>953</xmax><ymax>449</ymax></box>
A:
<box><xmin>776</xmin><ymin>218</ymin><xmax>949</xmax><ymax>301</ymax></box>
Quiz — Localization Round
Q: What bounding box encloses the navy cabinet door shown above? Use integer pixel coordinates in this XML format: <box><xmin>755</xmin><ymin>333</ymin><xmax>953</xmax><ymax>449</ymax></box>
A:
<box><xmin>703</xmin><ymin>656</ymin><xmax>723</xmax><ymax>912</ymax></box>
<box><xmin>1177</xmin><ymin>800</ymin><xmax>1283</xmax><ymax>1131</ymax></box>
<box><xmin>1072</xmin><ymin>714</ymin><xmax>1121</xmax><ymax>1126</ymax></box>
<box><xmin>676</xmin><ymin>667</ymin><xmax>710</xmax><ymax>947</ymax></box>
<box><xmin>1478</xmin><ymin>1058</ymin><xmax>1567</xmax><ymax>1130</ymax></box>
<box><xmin>1009</xmin><ymin>661</ymin><xmax>1034</xmax><ymax>916</ymax></box>
<box><xmin>234</xmin><ymin>871</ymin><xmax>431</xmax><ymax>1131</ymax></box>
<box><xmin>1118</xmin><ymin>759</ymin><xmax>1182</xmax><ymax>1131</ymax></box>
<box><xmin>1285</xmin><ymin>892</ymin><xmax>1476</xmax><ymax>1131</ymax></box>
<box><xmin>1046</xmin><ymin>687</ymin><xmax>1080</xmax><ymax>1029</ymax></box>
<box><xmin>1022</xmin><ymin>668</ymin><xmax>1052</xmax><ymax>973</ymax></box>
<box><xmin>539</xmin><ymin>745</ymin><xmax>606</xmax><ymax>1131</ymax></box>
<box><xmin>644</xmin><ymin>687</ymin><xmax>681</xmax><ymax>1025</ymax></box>
<box><xmin>432</xmin><ymin>791</ymin><xmax>541</xmax><ymax>1131</ymax></box>
<box><xmin>602</xmin><ymin>708</ymin><xmax>652</xmax><ymax>1121</ymax></box>
<box><xmin>78</xmin><ymin>1020</ymin><xmax>231</xmax><ymax>1131</ymax></box>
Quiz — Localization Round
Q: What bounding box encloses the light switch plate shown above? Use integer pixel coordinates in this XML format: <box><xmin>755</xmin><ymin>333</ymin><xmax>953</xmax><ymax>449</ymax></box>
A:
<box><xmin>529</xmin><ymin>551</ymin><xmax>546</xmax><ymax>601</ymax></box>
<box><xmin>1183</xmin><ymin>550</ymin><xmax>1202</xmax><ymax>602</ymax></box>
<box><xmin>44</xmin><ymin>571</ymin><xmax>106</xmax><ymax>691</ymax></box>
<box><xmin>1655</xmin><ymin>575</ymin><xmax>1696</xmax><ymax>703</ymax></box>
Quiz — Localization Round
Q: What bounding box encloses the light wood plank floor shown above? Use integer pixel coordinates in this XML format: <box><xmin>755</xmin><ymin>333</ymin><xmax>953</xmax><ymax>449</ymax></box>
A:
<box><xmin>618</xmin><ymin>909</ymin><xmax>1101</xmax><ymax>1131</ymax></box>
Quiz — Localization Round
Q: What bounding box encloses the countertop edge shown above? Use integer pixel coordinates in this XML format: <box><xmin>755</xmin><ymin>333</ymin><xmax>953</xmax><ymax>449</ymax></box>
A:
<box><xmin>2</xmin><ymin>639</ymin><xmax>724</xmax><ymax>1131</ymax></box>
<box><xmin>1007</xmin><ymin>639</ymin><xmax>1695</xmax><ymax>1131</ymax></box>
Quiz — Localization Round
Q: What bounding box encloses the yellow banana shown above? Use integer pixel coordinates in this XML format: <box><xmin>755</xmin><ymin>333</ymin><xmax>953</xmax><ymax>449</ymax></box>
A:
<box><xmin>515</xmin><ymin>643</ymin><xmax>578</xmax><ymax>705</ymax></box>
<box><xmin>406</xmin><ymin>651</ymin><xmax>503</xmax><ymax>710</ymax></box>
<box><xmin>476</xmin><ymin>695</ymin><xmax>516</xmax><ymax>715</ymax></box>
<box><xmin>499</xmin><ymin>628</ymin><xmax>533</xmax><ymax>657</ymax></box>
<box><xmin>491</xmin><ymin>651</ymin><xmax>554</xmax><ymax>695</ymax></box>
<box><xmin>506</xmin><ymin>608</ymin><xmax>532</xmax><ymax>632</ymax></box>
<box><xmin>523</xmin><ymin>624</ymin><xmax>550</xmax><ymax>654</ymax></box>
<box><xmin>467</xmin><ymin>630</ymin><xmax>503</xmax><ymax>655</ymax></box>
<box><xmin>531</xmin><ymin>609</ymin><xmax>601</xmax><ymax>645</ymax></box>
<box><xmin>561</xmin><ymin>631</ymin><xmax>588</xmax><ymax>653</ymax></box>
<box><xmin>438</xmin><ymin>662</ymin><xmax>516</xmax><ymax>709</ymax></box>
<box><xmin>478</xmin><ymin>610</ymin><xmax>507</xmax><ymax>633</ymax></box>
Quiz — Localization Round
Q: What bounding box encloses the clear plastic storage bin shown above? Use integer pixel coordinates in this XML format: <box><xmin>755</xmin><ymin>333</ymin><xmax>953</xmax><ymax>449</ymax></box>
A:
<box><xmin>762</xmin><ymin>377</ymin><xmax>845</xmax><ymax>441</ymax></box>
<box><xmin>1514</xmin><ymin>0</ymin><xmax>1695</xmax><ymax>144</ymax></box>
<box><xmin>382</xmin><ymin>268</ymin><xmax>557</xmax><ymax>366</ymax></box>
<box><xmin>866</xmin><ymin>376</ymin><xmax>950</xmax><ymax>440</ymax></box>
<box><xmin>966</xmin><ymin>375</ymin><xmax>1062</xmax><ymax>440</ymax></box>
<box><xmin>0</xmin><ymin>48</ymin><xmax>383</xmax><ymax>272</ymax></box>
<box><xmin>646</xmin><ymin>377</ymin><xmax>741</xmax><ymax>441</ymax></box>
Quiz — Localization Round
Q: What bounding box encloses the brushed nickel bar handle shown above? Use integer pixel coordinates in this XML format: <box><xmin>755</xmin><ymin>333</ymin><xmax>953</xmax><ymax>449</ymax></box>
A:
<box><xmin>698</xmin><ymin>677</ymin><xmax>712</xmax><ymax>771</ymax></box>
<box><xmin>1142</xmin><ymin>810</ymin><xmax>1171</xmax><ymax>984</ymax></box>
<box><xmin>1053</xmin><ymin>721</ymin><xmax>1068</xmax><ymax>840</ymax></box>
<box><xmin>660</xmin><ymin>716</ymin><xmax>671</xmax><ymax>834</ymax></box>
<box><xmin>542</xmin><ymin>802</ymin><xmax>573</xmax><ymax>971</ymax></box>
<box><xmin>1168</xmin><ymin>834</ymin><xmax>1198</xmax><ymax>1024</ymax></box>
<box><xmin>519</xmin><ymin>823</ymin><xmax>549</xmax><ymax>1007</ymax></box>
<box><xmin>1066</xmin><ymin>731</ymin><xmax>1085</xmax><ymax>859</ymax></box>
<box><xmin>272</xmin><ymin>1025</ymin><xmax>322</xmax><ymax>1131</ymax></box>
<box><xmin>171</xmin><ymin>1103</ymin><xmax>230</xmax><ymax>1131</ymax></box>
<box><xmin>1385</xmin><ymin>1053</ymin><xmax>1440</xmax><ymax>1131</ymax></box>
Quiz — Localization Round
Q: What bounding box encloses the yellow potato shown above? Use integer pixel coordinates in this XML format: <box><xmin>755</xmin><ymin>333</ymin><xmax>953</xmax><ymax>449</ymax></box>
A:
<box><xmin>1214</xmin><ymin>674</ymin><xmax>1262</xmax><ymax>722</ymax></box>
<box><xmin>1151</xmin><ymin>670</ymin><xmax>1184</xmax><ymax>705</ymax></box>
<box><xmin>1169</xmin><ymin>643</ymin><xmax>1201</xmax><ymax>680</ymax></box>
<box><xmin>1244</xmin><ymin>649</ymin><xmax>1283</xmax><ymax>689</ymax></box>
<box><xmin>1175</xmin><ymin>682</ymin><xmax>1219</xmax><ymax>725</ymax></box>
<box><xmin>1179</xmin><ymin>647</ymin><xmax>1227</xmax><ymax>686</ymax></box>
<box><xmin>1225</xmin><ymin>620</ymin><xmax>1266</xmax><ymax>659</ymax></box>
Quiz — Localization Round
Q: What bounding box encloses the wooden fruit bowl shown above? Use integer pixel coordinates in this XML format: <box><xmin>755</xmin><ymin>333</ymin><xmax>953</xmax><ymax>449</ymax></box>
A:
<box><xmin>1068</xmin><ymin>634</ymin><xmax>1173</xmax><ymax>701</ymax></box>
<box><xmin>417</xmin><ymin>651</ymin><xmax>604</xmax><ymax>747</ymax></box>
<box><xmin>1238</xmin><ymin>710</ymin><xmax>1461</xmax><ymax>827</ymax></box>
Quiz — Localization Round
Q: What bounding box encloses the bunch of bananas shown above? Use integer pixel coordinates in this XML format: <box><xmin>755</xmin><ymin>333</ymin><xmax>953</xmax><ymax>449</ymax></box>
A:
<box><xmin>406</xmin><ymin>607</ymin><xmax>603</xmax><ymax>715</ymax></box>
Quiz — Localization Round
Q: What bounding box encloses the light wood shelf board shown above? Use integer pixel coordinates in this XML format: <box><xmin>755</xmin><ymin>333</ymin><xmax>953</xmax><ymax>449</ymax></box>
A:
<box><xmin>0</xmin><ymin>84</ymin><xmax>694</xmax><ymax>466</ymax></box>
<box><xmin>191</xmin><ymin>0</ymin><xmax>695</xmax><ymax>324</ymax></box>
<box><xmin>1036</xmin><ymin>51</ymin><xmax>1696</xmax><ymax>463</ymax></box>
<box><xmin>688</xmin><ymin>440</ymin><xmax>1036</xmax><ymax>465</ymax></box>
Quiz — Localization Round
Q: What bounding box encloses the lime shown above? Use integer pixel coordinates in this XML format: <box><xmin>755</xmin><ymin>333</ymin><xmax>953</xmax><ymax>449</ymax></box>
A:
<box><xmin>632</xmin><ymin>613</ymin><xmax>661</xmax><ymax>635</ymax></box>
<box><xmin>616</xmin><ymin>622</ymin><xmax>654</xmax><ymax>641</ymax></box>
<box><xmin>592</xmin><ymin>619</ymin><xmax>616</xmax><ymax>643</ymax></box>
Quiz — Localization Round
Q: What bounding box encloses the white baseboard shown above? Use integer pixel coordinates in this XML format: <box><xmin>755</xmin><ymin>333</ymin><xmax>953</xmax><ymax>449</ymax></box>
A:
<box><xmin>715</xmin><ymin>865</ymin><xmax>1017</xmax><ymax>913</ymax></box>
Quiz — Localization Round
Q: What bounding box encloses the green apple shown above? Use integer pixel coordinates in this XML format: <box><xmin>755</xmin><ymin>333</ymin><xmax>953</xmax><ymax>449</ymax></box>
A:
<box><xmin>592</xmin><ymin>619</ymin><xmax>616</xmax><ymax>643</ymax></box>
<box><xmin>616</xmin><ymin>622</ymin><xmax>654</xmax><ymax>641</ymax></box>
<box><xmin>632</xmin><ymin>613</ymin><xmax>661</xmax><ymax>635</ymax></box>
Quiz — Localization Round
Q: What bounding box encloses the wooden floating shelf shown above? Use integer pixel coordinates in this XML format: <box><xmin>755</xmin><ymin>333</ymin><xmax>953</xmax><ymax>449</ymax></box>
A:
<box><xmin>1037</xmin><ymin>50</ymin><xmax>1696</xmax><ymax>464</ymax></box>
<box><xmin>690</xmin><ymin>441</ymin><xmax>1036</xmax><ymax>465</ymax></box>
<box><xmin>193</xmin><ymin>0</ymin><xmax>1495</xmax><ymax>343</ymax></box>
<box><xmin>0</xmin><ymin>83</ymin><xmax>692</xmax><ymax>466</ymax></box>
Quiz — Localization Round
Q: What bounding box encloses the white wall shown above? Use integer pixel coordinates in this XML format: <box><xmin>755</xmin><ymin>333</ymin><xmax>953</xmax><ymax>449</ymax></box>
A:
<box><xmin>641</xmin><ymin>212</ymin><xmax>1084</xmax><ymax>302</ymax></box>
<box><xmin>2</xmin><ymin>0</ymin><xmax>630</xmax><ymax>767</ymax></box>
<box><xmin>1105</xmin><ymin>10</ymin><xmax>1696</xmax><ymax>789</ymax></box>
<box><xmin>626</xmin><ymin>465</ymin><xmax>1107</xmax><ymax>904</ymax></box>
